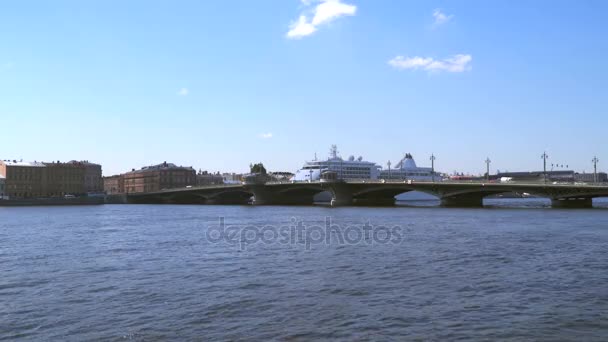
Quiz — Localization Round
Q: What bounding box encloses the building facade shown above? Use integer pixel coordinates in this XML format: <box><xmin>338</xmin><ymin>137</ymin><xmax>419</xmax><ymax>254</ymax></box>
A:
<box><xmin>0</xmin><ymin>159</ymin><xmax>102</xmax><ymax>199</ymax></box>
<box><xmin>222</xmin><ymin>173</ymin><xmax>244</xmax><ymax>184</ymax></box>
<box><xmin>123</xmin><ymin>162</ymin><xmax>196</xmax><ymax>193</ymax></box>
<box><xmin>494</xmin><ymin>171</ymin><xmax>576</xmax><ymax>183</ymax></box>
<box><xmin>74</xmin><ymin>161</ymin><xmax>103</xmax><ymax>193</ymax></box>
<box><xmin>197</xmin><ymin>171</ymin><xmax>224</xmax><ymax>186</ymax></box>
<box><xmin>0</xmin><ymin>160</ymin><xmax>47</xmax><ymax>199</ymax></box>
<box><xmin>575</xmin><ymin>172</ymin><xmax>608</xmax><ymax>183</ymax></box>
<box><xmin>103</xmin><ymin>175</ymin><xmax>124</xmax><ymax>194</ymax></box>
<box><xmin>0</xmin><ymin>175</ymin><xmax>6</xmax><ymax>200</ymax></box>
<box><xmin>44</xmin><ymin>161</ymin><xmax>86</xmax><ymax>197</ymax></box>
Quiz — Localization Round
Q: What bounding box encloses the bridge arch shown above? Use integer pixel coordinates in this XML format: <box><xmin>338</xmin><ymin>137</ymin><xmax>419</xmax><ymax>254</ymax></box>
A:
<box><xmin>350</xmin><ymin>186</ymin><xmax>416</xmax><ymax>206</ymax></box>
<box><xmin>206</xmin><ymin>189</ymin><xmax>253</xmax><ymax>205</ymax></box>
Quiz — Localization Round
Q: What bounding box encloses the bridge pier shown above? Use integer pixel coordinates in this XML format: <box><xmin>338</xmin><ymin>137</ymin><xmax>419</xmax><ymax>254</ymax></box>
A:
<box><xmin>551</xmin><ymin>198</ymin><xmax>593</xmax><ymax>209</ymax></box>
<box><xmin>440</xmin><ymin>195</ymin><xmax>484</xmax><ymax>208</ymax></box>
<box><xmin>328</xmin><ymin>183</ymin><xmax>353</xmax><ymax>207</ymax></box>
<box><xmin>330</xmin><ymin>196</ymin><xmax>353</xmax><ymax>207</ymax></box>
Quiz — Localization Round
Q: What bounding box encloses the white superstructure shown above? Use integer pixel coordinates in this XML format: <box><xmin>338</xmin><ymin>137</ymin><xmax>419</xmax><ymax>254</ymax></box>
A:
<box><xmin>380</xmin><ymin>153</ymin><xmax>440</xmax><ymax>181</ymax></box>
<box><xmin>292</xmin><ymin>145</ymin><xmax>381</xmax><ymax>181</ymax></box>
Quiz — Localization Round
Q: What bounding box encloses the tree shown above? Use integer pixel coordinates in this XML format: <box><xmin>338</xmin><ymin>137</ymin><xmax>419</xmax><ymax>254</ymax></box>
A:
<box><xmin>249</xmin><ymin>162</ymin><xmax>267</xmax><ymax>175</ymax></box>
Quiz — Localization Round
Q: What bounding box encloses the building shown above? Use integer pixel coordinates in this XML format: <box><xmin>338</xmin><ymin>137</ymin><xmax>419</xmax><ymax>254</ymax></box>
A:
<box><xmin>0</xmin><ymin>175</ymin><xmax>6</xmax><ymax>200</ymax></box>
<box><xmin>103</xmin><ymin>175</ymin><xmax>124</xmax><ymax>194</ymax></box>
<box><xmin>269</xmin><ymin>172</ymin><xmax>294</xmax><ymax>181</ymax></box>
<box><xmin>123</xmin><ymin>162</ymin><xmax>196</xmax><ymax>193</ymax></box>
<box><xmin>44</xmin><ymin>161</ymin><xmax>86</xmax><ymax>197</ymax></box>
<box><xmin>0</xmin><ymin>160</ymin><xmax>47</xmax><ymax>199</ymax></box>
<box><xmin>73</xmin><ymin>161</ymin><xmax>103</xmax><ymax>193</ymax></box>
<box><xmin>0</xmin><ymin>159</ymin><xmax>103</xmax><ymax>199</ymax></box>
<box><xmin>222</xmin><ymin>173</ymin><xmax>244</xmax><ymax>184</ymax></box>
<box><xmin>197</xmin><ymin>171</ymin><xmax>224</xmax><ymax>186</ymax></box>
<box><xmin>494</xmin><ymin>170</ymin><xmax>576</xmax><ymax>183</ymax></box>
<box><xmin>575</xmin><ymin>172</ymin><xmax>608</xmax><ymax>183</ymax></box>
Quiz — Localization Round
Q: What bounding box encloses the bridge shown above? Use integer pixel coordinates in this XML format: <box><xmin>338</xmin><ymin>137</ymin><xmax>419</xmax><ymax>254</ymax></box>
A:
<box><xmin>126</xmin><ymin>179</ymin><xmax>608</xmax><ymax>208</ymax></box>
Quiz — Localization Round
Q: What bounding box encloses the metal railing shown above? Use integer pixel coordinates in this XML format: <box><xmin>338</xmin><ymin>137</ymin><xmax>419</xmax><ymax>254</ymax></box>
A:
<box><xmin>137</xmin><ymin>178</ymin><xmax>608</xmax><ymax>194</ymax></box>
<box><xmin>272</xmin><ymin>178</ymin><xmax>608</xmax><ymax>187</ymax></box>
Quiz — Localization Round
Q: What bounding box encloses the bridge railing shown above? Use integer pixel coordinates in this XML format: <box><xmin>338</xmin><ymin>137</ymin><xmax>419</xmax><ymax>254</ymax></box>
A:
<box><xmin>130</xmin><ymin>183</ymin><xmax>245</xmax><ymax>195</ymax></box>
<box><xmin>144</xmin><ymin>179</ymin><xmax>608</xmax><ymax>191</ymax></box>
<box><xmin>275</xmin><ymin>178</ymin><xmax>608</xmax><ymax>187</ymax></box>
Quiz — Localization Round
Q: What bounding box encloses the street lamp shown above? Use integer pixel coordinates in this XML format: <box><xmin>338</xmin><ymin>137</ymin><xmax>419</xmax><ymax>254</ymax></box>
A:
<box><xmin>485</xmin><ymin>157</ymin><xmax>491</xmax><ymax>181</ymax></box>
<box><xmin>593</xmin><ymin>156</ymin><xmax>599</xmax><ymax>184</ymax></box>
<box><xmin>430</xmin><ymin>154</ymin><xmax>436</xmax><ymax>182</ymax></box>
<box><xmin>541</xmin><ymin>152</ymin><xmax>549</xmax><ymax>184</ymax></box>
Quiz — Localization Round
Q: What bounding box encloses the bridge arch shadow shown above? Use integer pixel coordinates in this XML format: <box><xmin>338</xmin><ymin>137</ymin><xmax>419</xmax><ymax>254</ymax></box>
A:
<box><xmin>351</xmin><ymin>187</ymin><xmax>421</xmax><ymax>206</ymax></box>
<box><xmin>274</xmin><ymin>186</ymin><xmax>327</xmax><ymax>205</ymax></box>
<box><xmin>207</xmin><ymin>189</ymin><xmax>253</xmax><ymax>205</ymax></box>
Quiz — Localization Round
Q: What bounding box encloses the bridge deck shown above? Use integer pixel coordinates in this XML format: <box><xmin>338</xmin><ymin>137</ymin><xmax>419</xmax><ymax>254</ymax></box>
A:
<box><xmin>126</xmin><ymin>180</ymin><xmax>608</xmax><ymax>208</ymax></box>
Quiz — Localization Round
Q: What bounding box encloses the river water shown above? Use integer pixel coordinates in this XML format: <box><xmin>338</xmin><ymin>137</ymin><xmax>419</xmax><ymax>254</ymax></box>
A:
<box><xmin>1</xmin><ymin>200</ymin><xmax>608</xmax><ymax>341</ymax></box>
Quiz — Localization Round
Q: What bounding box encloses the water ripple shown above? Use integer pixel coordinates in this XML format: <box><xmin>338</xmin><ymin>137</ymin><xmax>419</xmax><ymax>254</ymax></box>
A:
<box><xmin>0</xmin><ymin>204</ymin><xmax>607</xmax><ymax>340</ymax></box>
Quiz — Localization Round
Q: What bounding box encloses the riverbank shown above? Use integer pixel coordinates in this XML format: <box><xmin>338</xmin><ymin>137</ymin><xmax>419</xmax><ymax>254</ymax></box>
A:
<box><xmin>0</xmin><ymin>197</ymin><xmax>105</xmax><ymax>206</ymax></box>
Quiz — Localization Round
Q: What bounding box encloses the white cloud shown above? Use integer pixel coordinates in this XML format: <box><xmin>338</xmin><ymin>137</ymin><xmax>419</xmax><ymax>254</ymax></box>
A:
<box><xmin>287</xmin><ymin>15</ymin><xmax>317</xmax><ymax>39</ymax></box>
<box><xmin>286</xmin><ymin>0</ymin><xmax>357</xmax><ymax>39</ymax></box>
<box><xmin>312</xmin><ymin>0</ymin><xmax>357</xmax><ymax>26</ymax></box>
<box><xmin>177</xmin><ymin>87</ymin><xmax>189</xmax><ymax>96</ymax></box>
<box><xmin>432</xmin><ymin>9</ymin><xmax>453</xmax><ymax>26</ymax></box>
<box><xmin>259</xmin><ymin>133</ymin><xmax>273</xmax><ymax>139</ymax></box>
<box><xmin>388</xmin><ymin>54</ymin><xmax>472</xmax><ymax>73</ymax></box>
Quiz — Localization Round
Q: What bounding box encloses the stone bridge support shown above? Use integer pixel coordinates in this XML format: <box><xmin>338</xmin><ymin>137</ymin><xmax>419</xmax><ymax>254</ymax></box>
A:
<box><xmin>327</xmin><ymin>183</ymin><xmax>353</xmax><ymax>207</ymax></box>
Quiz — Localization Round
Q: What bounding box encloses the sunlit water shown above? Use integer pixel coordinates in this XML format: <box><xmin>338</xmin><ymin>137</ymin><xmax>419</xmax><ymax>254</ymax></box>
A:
<box><xmin>1</xmin><ymin>199</ymin><xmax>608</xmax><ymax>340</ymax></box>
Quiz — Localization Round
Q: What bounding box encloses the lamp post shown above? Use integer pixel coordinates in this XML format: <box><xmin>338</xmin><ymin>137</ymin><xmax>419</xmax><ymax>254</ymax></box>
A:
<box><xmin>387</xmin><ymin>160</ymin><xmax>391</xmax><ymax>180</ymax></box>
<box><xmin>593</xmin><ymin>156</ymin><xmax>599</xmax><ymax>184</ymax></box>
<box><xmin>485</xmin><ymin>157</ymin><xmax>491</xmax><ymax>181</ymax></box>
<box><xmin>541</xmin><ymin>152</ymin><xmax>549</xmax><ymax>184</ymax></box>
<box><xmin>430</xmin><ymin>154</ymin><xmax>436</xmax><ymax>183</ymax></box>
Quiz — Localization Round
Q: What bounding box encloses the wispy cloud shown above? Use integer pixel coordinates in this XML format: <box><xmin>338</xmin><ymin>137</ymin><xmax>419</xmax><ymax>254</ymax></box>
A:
<box><xmin>432</xmin><ymin>9</ymin><xmax>453</xmax><ymax>26</ymax></box>
<box><xmin>388</xmin><ymin>54</ymin><xmax>472</xmax><ymax>73</ymax></box>
<box><xmin>177</xmin><ymin>88</ymin><xmax>189</xmax><ymax>96</ymax></box>
<box><xmin>259</xmin><ymin>133</ymin><xmax>273</xmax><ymax>139</ymax></box>
<box><xmin>287</xmin><ymin>0</ymin><xmax>357</xmax><ymax>39</ymax></box>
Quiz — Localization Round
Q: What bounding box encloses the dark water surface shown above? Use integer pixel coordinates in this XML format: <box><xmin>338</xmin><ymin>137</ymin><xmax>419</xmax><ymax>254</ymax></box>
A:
<box><xmin>1</xmin><ymin>200</ymin><xmax>608</xmax><ymax>341</ymax></box>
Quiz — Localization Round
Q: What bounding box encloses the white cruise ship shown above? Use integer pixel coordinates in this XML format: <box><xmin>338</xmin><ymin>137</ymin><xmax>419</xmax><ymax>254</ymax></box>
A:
<box><xmin>379</xmin><ymin>153</ymin><xmax>440</xmax><ymax>181</ymax></box>
<box><xmin>292</xmin><ymin>145</ymin><xmax>381</xmax><ymax>181</ymax></box>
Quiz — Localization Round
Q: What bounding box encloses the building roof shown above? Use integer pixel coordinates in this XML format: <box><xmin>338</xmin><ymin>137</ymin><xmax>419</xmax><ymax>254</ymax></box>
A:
<box><xmin>125</xmin><ymin>162</ymin><xmax>194</xmax><ymax>174</ymax></box>
<box><xmin>69</xmin><ymin>160</ymin><xmax>101</xmax><ymax>166</ymax></box>
<box><xmin>497</xmin><ymin>170</ymin><xmax>574</xmax><ymax>176</ymax></box>
<box><xmin>1</xmin><ymin>160</ymin><xmax>46</xmax><ymax>167</ymax></box>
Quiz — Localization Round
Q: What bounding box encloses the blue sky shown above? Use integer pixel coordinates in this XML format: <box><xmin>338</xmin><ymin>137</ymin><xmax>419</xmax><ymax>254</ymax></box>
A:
<box><xmin>1</xmin><ymin>0</ymin><xmax>607</xmax><ymax>176</ymax></box>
